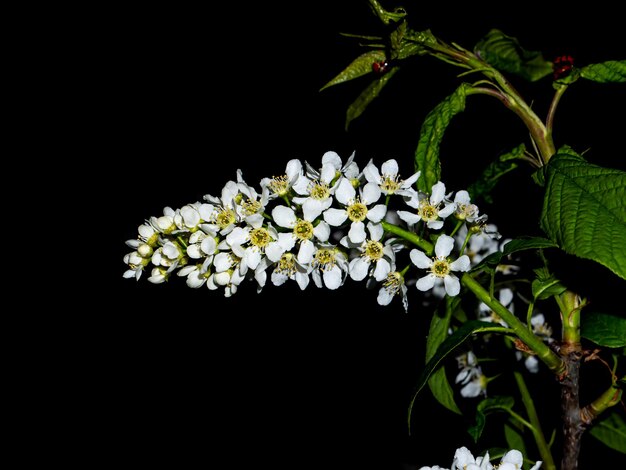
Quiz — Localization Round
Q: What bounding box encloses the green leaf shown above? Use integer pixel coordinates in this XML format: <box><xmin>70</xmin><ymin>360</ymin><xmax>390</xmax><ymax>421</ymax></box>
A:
<box><xmin>503</xmin><ymin>237</ymin><xmax>558</xmax><ymax>256</ymax></box>
<box><xmin>468</xmin><ymin>396</ymin><xmax>515</xmax><ymax>442</ymax></box>
<box><xmin>531</xmin><ymin>267</ymin><xmax>566</xmax><ymax>300</ymax></box>
<box><xmin>504</xmin><ymin>421</ymin><xmax>527</xmax><ymax>458</ymax></box>
<box><xmin>540</xmin><ymin>146</ymin><xmax>626</xmax><ymax>280</ymax></box>
<box><xmin>345</xmin><ymin>67</ymin><xmax>399</xmax><ymax>130</ymax></box>
<box><xmin>320</xmin><ymin>50</ymin><xmax>387</xmax><ymax>91</ymax></box>
<box><xmin>581</xmin><ymin>60</ymin><xmax>626</xmax><ymax>83</ymax></box>
<box><xmin>588</xmin><ymin>411</ymin><xmax>626</xmax><ymax>454</ymax></box>
<box><xmin>408</xmin><ymin>320</ymin><xmax>496</xmax><ymax>433</ymax></box>
<box><xmin>467</xmin><ymin>144</ymin><xmax>525</xmax><ymax>203</ymax></box>
<box><xmin>474</xmin><ymin>29</ymin><xmax>553</xmax><ymax>81</ymax></box>
<box><xmin>581</xmin><ymin>312</ymin><xmax>626</xmax><ymax>348</ymax></box>
<box><xmin>426</xmin><ymin>298</ymin><xmax>461</xmax><ymax>415</ymax></box>
<box><xmin>472</xmin><ymin>237</ymin><xmax>557</xmax><ymax>272</ymax></box>
<box><xmin>367</xmin><ymin>0</ymin><xmax>407</xmax><ymax>26</ymax></box>
<box><xmin>415</xmin><ymin>83</ymin><xmax>469</xmax><ymax>192</ymax></box>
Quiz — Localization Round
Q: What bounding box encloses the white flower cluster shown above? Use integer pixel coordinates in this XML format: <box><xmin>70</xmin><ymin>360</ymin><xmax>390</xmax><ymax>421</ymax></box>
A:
<box><xmin>419</xmin><ymin>446</ymin><xmax>542</xmax><ymax>470</ymax></box>
<box><xmin>123</xmin><ymin>151</ymin><xmax>501</xmax><ymax>309</ymax></box>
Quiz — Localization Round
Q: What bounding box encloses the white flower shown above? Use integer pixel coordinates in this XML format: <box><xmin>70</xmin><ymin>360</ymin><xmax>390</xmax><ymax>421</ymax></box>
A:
<box><xmin>347</xmin><ymin>222</ymin><xmax>395</xmax><ymax>282</ymax></box>
<box><xmin>311</xmin><ymin>244</ymin><xmax>349</xmax><ymax>290</ymax></box>
<box><xmin>260</xmin><ymin>159</ymin><xmax>305</xmax><ymax>200</ymax></box>
<box><xmin>397</xmin><ymin>181</ymin><xmax>455</xmax><ymax>230</ymax></box>
<box><xmin>226</xmin><ymin>219</ymin><xmax>278</xmax><ymax>270</ymax></box>
<box><xmin>516</xmin><ymin>352</ymin><xmax>540</xmax><ymax>374</ymax></box>
<box><xmin>453</xmin><ymin>190</ymin><xmax>481</xmax><ymax>222</ymax></box>
<box><xmin>323</xmin><ymin>178</ymin><xmax>387</xmax><ymax>244</ymax></box>
<box><xmin>149</xmin><ymin>207</ymin><xmax>177</xmax><ymax>234</ymax></box>
<box><xmin>410</xmin><ymin>235</ymin><xmax>470</xmax><ymax>297</ymax></box>
<box><xmin>478</xmin><ymin>287</ymin><xmax>514</xmax><ymax>327</ymax></box>
<box><xmin>151</xmin><ymin>241</ymin><xmax>182</xmax><ymax>268</ymax></box>
<box><xmin>174</xmin><ymin>202</ymin><xmax>215</xmax><ymax>231</ymax></box>
<box><xmin>375</xmin><ymin>271</ymin><xmax>408</xmax><ymax>312</ymax></box>
<box><xmin>255</xmin><ymin>252</ymin><xmax>312</xmax><ymax>291</ymax></box>
<box><xmin>292</xmin><ymin>153</ymin><xmax>344</xmax><ymax>220</ymax></box>
<box><xmin>270</xmin><ymin>205</ymin><xmax>330</xmax><ymax>264</ymax></box>
<box><xmin>203</xmin><ymin>180</ymin><xmax>242</xmax><ymax>235</ymax></box>
<box><xmin>363</xmin><ymin>158</ymin><xmax>420</xmax><ymax>197</ymax></box>
<box><xmin>531</xmin><ymin>313</ymin><xmax>554</xmax><ymax>343</ymax></box>
<box><xmin>455</xmin><ymin>351</ymin><xmax>487</xmax><ymax>398</ymax></box>
<box><xmin>425</xmin><ymin>447</ymin><xmax>540</xmax><ymax>470</ymax></box>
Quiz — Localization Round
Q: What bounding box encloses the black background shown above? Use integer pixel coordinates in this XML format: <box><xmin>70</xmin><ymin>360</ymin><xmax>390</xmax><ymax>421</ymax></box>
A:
<box><xmin>100</xmin><ymin>1</ymin><xmax>625</xmax><ymax>468</ymax></box>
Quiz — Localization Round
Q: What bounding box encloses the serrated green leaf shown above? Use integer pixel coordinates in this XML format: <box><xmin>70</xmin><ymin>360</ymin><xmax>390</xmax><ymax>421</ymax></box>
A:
<box><xmin>415</xmin><ymin>83</ymin><xmax>469</xmax><ymax>192</ymax></box>
<box><xmin>474</xmin><ymin>29</ymin><xmax>553</xmax><ymax>81</ymax></box>
<box><xmin>468</xmin><ymin>396</ymin><xmax>515</xmax><ymax>442</ymax></box>
<box><xmin>588</xmin><ymin>411</ymin><xmax>626</xmax><ymax>454</ymax></box>
<box><xmin>426</xmin><ymin>298</ymin><xmax>461</xmax><ymax>415</ymax></box>
<box><xmin>581</xmin><ymin>312</ymin><xmax>626</xmax><ymax>348</ymax></box>
<box><xmin>504</xmin><ymin>421</ymin><xmax>527</xmax><ymax>458</ymax></box>
<box><xmin>345</xmin><ymin>67</ymin><xmax>399</xmax><ymax>130</ymax></box>
<box><xmin>467</xmin><ymin>144</ymin><xmax>525</xmax><ymax>203</ymax></box>
<box><xmin>540</xmin><ymin>146</ymin><xmax>626</xmax><ymax>280</ymax></box>
<box><xmin>320</xmin><ymin>50</ymin><xmax>387</xmax><ymax>91</ymax></box>
<box><xmin>581</xmin><ymin>60</ymin><xmax>626</xmax><ymax>83</ymax></box>
<box><xmin>408</xmin><ymin>320</ymin><xmax>496</xmax><ymax>433</ymax></box>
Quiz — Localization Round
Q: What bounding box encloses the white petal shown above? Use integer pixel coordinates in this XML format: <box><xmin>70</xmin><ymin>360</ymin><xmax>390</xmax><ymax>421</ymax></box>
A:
<box><xmin>335</xmin><ymin>178</ymin><xmax>355</xmax><ymax>205</ymax></box>
<box><xmin>323</xmin><ymin>266</ymin><xmax>343</xmax><ymax>289</ymax></box>
<box><xmin>426</xmin><ymin>219</ymin><xmax>444</xmax><ymax>230</ymax></box>
<box><xmin>246</xmin><ymin>249</ymin><xmax>261</xmax><ymax>269</ymax></box>
<box><xmin>298</xmin><ymin>240</ymin><xmax>315</xmax><ymax>264</ymax></box>
<box><xmin>292</xmin><ymin>176</ymin><xmax>311</xmax><ymax>195</ymax></box>
<box><xmin>214</xmin><ymin>253</ymin><xmax>232</xmax><ymax>272</ymax></box>
<box><xmin>362</xmin><ymin>182</ymin><xmax>381</xmax><ymax>204</ymax></box>
<box><xmin>312</xmin><ymin>270</ymin><xmax>323</xmax><ymax>288</ymax></box>
<box><xmin>265</xmin><ymin>242</ymin><xmax>285</xmax><ymax>262</ymax></box>
<box><xmin>349</xmin><ymin>258</ymin><xmax>369</xmax><ymax>281</ymax></box>
<box><xmin>285</xmin><ymin>159</ymin><xmax>303</xmax><ymax>181</ymax></box>
<box><xmin>254</xmin><ymin>267</ymin><xmax>267</xmax><ymax>288</ymax></box>
<box><xmin>138</xmin><ymin>224</ymin><xmax>155</xmax><ymax>239</ymax></box>
<box><xmin>416</xmin><ymin>274</ymin><xmax>436</xmax><ymax>291</ymax></box>
<box><xmin>410</xmin><ymin>249</ymin><xmax>432</xmax><ymax>269</ymax></box>
<box><xmin>272</xmin><ymin>205</ymin><xmax>296</xmax><ymax>228</ymax></box>
<box><xmin>313</xmin><ymin>221</ymin><xmax>330</xmax><ymax>242</ymax></box>
<box><xmin>187</xmin><ymin>245</ymin><xmax>203</xmax><ymax>259</ymax></box>
<box><xmin>454</xmin><ymin>190</ymin><xmax>471</xmax><ymax>205</ymax></box>
<box><xmin>453</xmin><ymin>447</ymin><xmax>476</xmax><ymax>467</ymax></box>
<box><xmin>500</xmin><ymin>287</ymin><xmax>514</xmax><ymax>307</ymax></box>
<box><xmin>367</xmin><ymin>221</ymin><xmax>384</xmax><ymax>241</ymax></box>
<box><xmin>198</xmin><ymin>203</ymin><xmax>214</xmax><ymax>221</ymax></box>
<box><xmin>343</xmin><ymin>161</ymin><xmax>359</xmax><ymax>179</ymax></box>
<box><xmin>529</xmin><ymin>462</ymin><xmax>543</xmax><ymax>470</ymax></box>
<box><xmin>363</xmin><ymin>161</ymin><xmax>381</xmax><ymax>184</ymax></box>
<box><xmin>377</xmin><ymin>288</ymin><xmax>394</xmax><ymax>306</ymax></box>
<box><xmin>320</xmin><ymin>163</ymin><xmax>337</xmax><ymax>184</ymax></box>
<box><xmin>201</xmin><ymin>237</ymin><xmax>217</xmax><ymax>255</ymax></box>
<box><xmin>438</xmin><ymin>202</ymin><xmax>456</xmax><ymax>219</ymax></box>
<box><xmin>324</xmin><ymin>208</ymin><xmax>348</xmax><ymax>226</ymax></box>
<box><xmin>444</xmin><ymin>274</ymin><xmax>461</xmax><ymax>296</ymax></box>
<box><xmin>397</xmin><ymin>211</ymin><xmax>420</xmax><ymax>225</ymax></box>
<box><xmin>181</xmin><ymin>206</ymin><xmax>200</xmax><ymax>227</ymax></box>
<box><xmin>401</xmin><ymin>171</ymin><xmax>420</xmax><ymax>188</ymax></box>
<box><xmin>226</xmin><ymin>227</ymin><xmax>248</xmax><ymax>246</ymax></box>
<box><xmin>435</xmin><ymin>234</ymin><xmax>454</xmax><ymax>258</ymax></box>
<box><xmin>123</xmin><ymin>269</ymin><xmax>137</xmax><ymax>279</ymax></box>
<box><xmin>186</xmin><ymin>272</ymin><xmax>206</xmax><ymax>288</ymax></box>
<box><xmin>430</xmin><ymin>181</ymin><xmax>446</xmax><ymax>204</ymax></box>
<box><xmin>321</xmin><ymin>151</ymin><xmax>342</xmax><ymax>170</ymax></box>
<box><xmin>125</xmin><ymin>239</ymin><xmax>140</xmax><ymax>249</ymax></box>
<box><xmin>531</xmin><ymin>313</ymin><xmax>546</xmax><ymax>327</ymax></box>
<box><xmin>367</xmin><ymin>204</ymin><xmax>387</xmax><ymax>223</ymax></box>
<box><xmin>450</xmin><ymin>254</ymin><xmax>470</xmax><ymax>272</ymax></box>
<box><xmin>245</xmin><ymin>213</ymin><xmax>264</xmax><ymax>228</ymax></box>
<box><xmin>302</xmin><ymin>199</ymin><xmax>324</xmax><ymax>221</ymax></box>
<box><xmin>271</xmin><ymin>271</ymin><xmax>288</xmax><ymax>286</ymax></box>
<box><xmin>525</xmin><ymin>355</ymin><xmax>539</xmax><ymax>373</ymax></box>
<box><xmin>373</xmin><ymin>259</ymin><xmax>391</xmax><ymax>281</ymax></box>
<box><xmin>277</xmin><ymin>233</ymin><xmax>296</xmax><ymax>251</ymax></box>
<box><xmin>381</xmin><ymin>159</ymin><xmax>399</xmax><ymax>177</ymax></box>
<box><xmin>348</xmin><ymin>221</ymin><xmax>366</xmax><ymax>244</ymax></box>
<box><xmin>295</xmin><ymin>272</ymin><xmax>310</xmax><ymax>290</ymax></box>
<box><xmin>500</xmin><ymin>449</ymin><xmax>523</xmax><ymax>467</ymax></box>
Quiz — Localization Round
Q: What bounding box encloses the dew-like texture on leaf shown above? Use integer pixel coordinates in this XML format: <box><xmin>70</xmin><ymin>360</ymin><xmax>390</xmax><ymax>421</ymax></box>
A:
<box><xmin>474</xmin><ymin>29</ymin><xmax>553</xmax><ymax>81</ymax></box>
<box><xmin>540</xmin><ymin>146</ymin><xmax>626</xmax><ymax>280</ymax></box>
<box><xmin>320</xmin><ymin>50</ymin><xmax>387</xmax><ymax>91</ymax></box>
<box><xmin>581</xmin><ymin>60</ymin><xmax>626</xmax><ymax>83</ymax></box>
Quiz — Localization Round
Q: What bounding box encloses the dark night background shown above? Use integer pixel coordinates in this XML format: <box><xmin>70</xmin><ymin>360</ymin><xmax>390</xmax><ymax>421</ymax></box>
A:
<box><xmin>98</xmin><ymin>1</ymin><xmax>625</xmax><ymax>468</ymax></box>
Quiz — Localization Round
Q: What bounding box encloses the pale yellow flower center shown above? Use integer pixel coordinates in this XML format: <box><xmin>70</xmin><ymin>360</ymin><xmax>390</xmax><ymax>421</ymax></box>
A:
<box><xmin>381</xmin><ymin>174</ymin><xmax>401</xmax><ymax>194</ymax></box>
<box><xmin>293</xmin><ymin>219</ymin><xmax>314</xmax><ymax>241</ymax></box>
<box><xmin>309</xmin><ymin>180</ymin><xmax>330</xmax><ymax>200</ymax></box>
<box><xmin>276</xmin><ymin>253</ymin><xmax>296</xmax><ymax>276</ymax></box>
<box><xmin>269</xmin><ymin>175</ymin><xmax>289</xmax><ymax>196</ymax></box>
<box><xmin>249</xmin><ymin>227</ymin><xmax>271</xmax><ymax>248</ymax></box>
<box><xmin>418</xmin><ymin>201</ymin><xmax>438</xmax><ymax>221</ymax></box>
<box><xmin>215</xmin><ymin>207</ymin><xmax>236</xmax><ymax>229</ymax></box>
<box><xmin>346</xmin><ymin>199</ymin><xmax>368</xmax><ymax>222</ymax></box>
<box><xmin>241</xmin><ymin>198</ymin><xmax>262</xmax><ymax>216</ymax></box>
<box><xmin>431</xmin><ymin>259</ymin><xmax>451</xmax><ymax>278</ymax></box>
<box><xmin>363</xmin><ymin>240</ymin><xmax>384</xmax><ymax>261</ymax></box>
<box><xmin>313</xmin><ymin>248</ymin><xmax>337</xmax><ymax>271</ymax></box>
<box><xmin>383</xmin><ymin>271</ymin><xmax>403</xmax><ymax>295</ymax></box>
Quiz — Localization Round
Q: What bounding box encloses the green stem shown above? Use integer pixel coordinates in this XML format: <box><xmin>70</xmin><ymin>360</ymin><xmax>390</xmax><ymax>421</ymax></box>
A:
<box><xmin>381</xmin><ymin>221</ymin><xmax>434</xmax><ymax>254</ymax></box>
<box><xmin>461</xmin><ymin>273</ymin><xmax>566</xmax><ymax>376</ymax></box>
<box><xmin>580</xmin><ymin>379</ymin><xmax>624</xmax><ymax>425</ymax></box>
<box><xmin>546</xmin><ymin>84</ymin><xmax>568</xmax><ymax>135</ymax></box>
<box><xmin>514</xmin><ymin>370</ymin><xmax>556</xmax><ymax>470</ymax></box>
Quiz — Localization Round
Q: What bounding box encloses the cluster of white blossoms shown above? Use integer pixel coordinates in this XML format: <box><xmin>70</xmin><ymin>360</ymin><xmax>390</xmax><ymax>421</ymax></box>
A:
<box><xmin>419</xmin><ymin>446</ymin><xmax>542</xmax><ymax>470</ymax></box>
<box><xmin>123</xmin><ymin>151</ymin><xmax>503</xmax><ymax>309</ymax></box>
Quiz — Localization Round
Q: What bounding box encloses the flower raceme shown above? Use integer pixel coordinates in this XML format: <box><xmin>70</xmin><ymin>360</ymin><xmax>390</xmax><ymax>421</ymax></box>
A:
<box><xmin>418</xmin><ymin>446</ymin><xmax>542</xmax><ymax>470</ymax></box>
<box><xmin>123</xmin><ymin>152</ymin><xmax>501</xmax><ymax>308</ymax></box>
